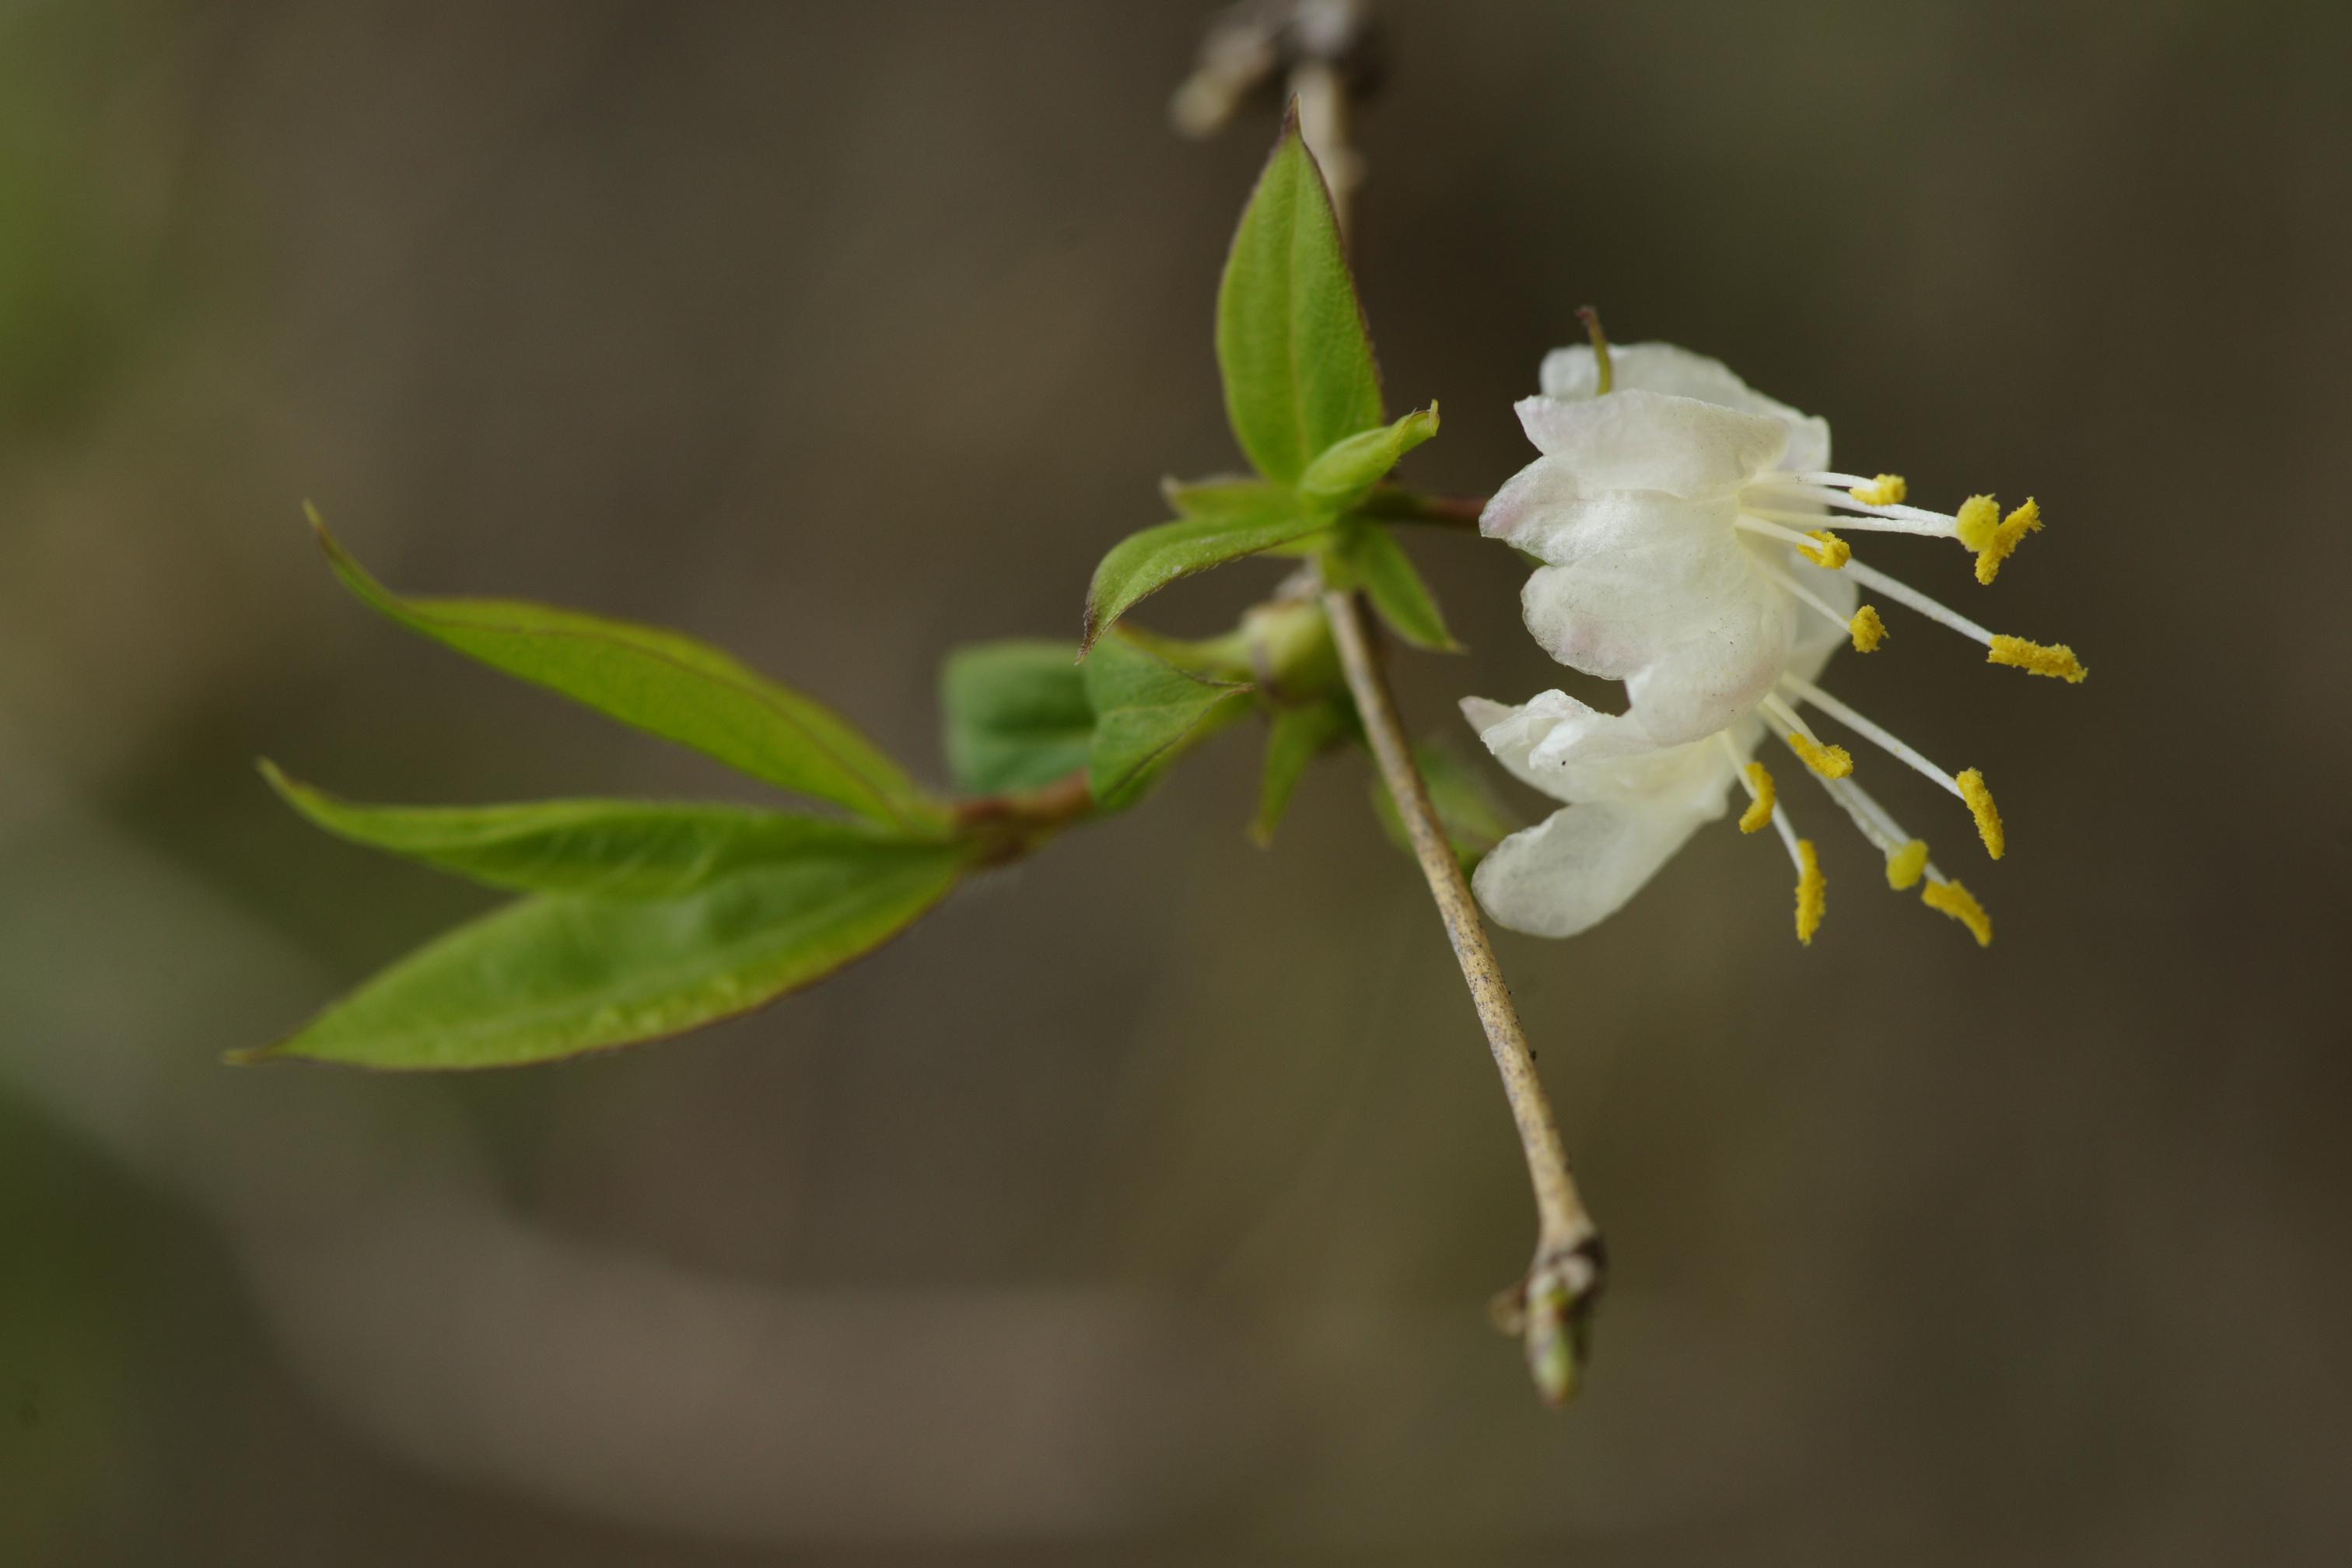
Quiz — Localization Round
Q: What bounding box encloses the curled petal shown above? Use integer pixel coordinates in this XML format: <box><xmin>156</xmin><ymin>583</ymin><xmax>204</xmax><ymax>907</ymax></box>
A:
<box><xmin>1471</xmin><ymin>800</ymin><xmax>1710</xmax><ymax>939</ymax></box>
<box><xmin>1520</xmin><ymin>530</ymin><xmax>1794</xmax><ymax>744</ymax></box>
<box><xmin>1513</xmin><ymin>389</ymin><xmax>1787</xmax><ymax>500</ymax></box>
<box><xmin>1461</xmin><ymin>690</ymin><xmax>1741</xmax><ymax>816</ymax></box>
<box><xmin>1538</xmin><ymin>341</ymin><xmax>1832</xmax><ymax>475</ymax></box>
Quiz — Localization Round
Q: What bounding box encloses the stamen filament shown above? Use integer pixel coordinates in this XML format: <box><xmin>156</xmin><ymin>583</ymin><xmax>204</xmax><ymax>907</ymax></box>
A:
<box><xmin>1748</xmin><ymin>480</ymin><xmax>1965</xmax><ymax>527</ymax></box>
<box><xmin>1734</xmin><ymin>515</ymin><xmax>1840</xmax><ymax>555</ymax></box>
<box><xmin>1776</xmin><ymin>676</ymin><xmax>1961</xmax><ymax>801</ymax></box>
<box><xmin>1759</xmin><ymin>560</ymin><xmax>1889</xmax><ymax>653</ymax></box>
<box><xmin>1743</xmin><ymin>504</ymin><xmax>1954</xmax><ymax>538</ymax></box>
<box><xmin>1844</xmin><ymin>556</ymin><xmax>1996</xmax><ymax>644</ymax></box>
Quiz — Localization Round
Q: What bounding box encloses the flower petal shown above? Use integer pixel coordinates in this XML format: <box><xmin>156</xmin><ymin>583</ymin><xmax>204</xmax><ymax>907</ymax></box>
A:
<box><xmin>1471</xmin><ymin>799</ymin><xmax>1709</xmax><ymax>938</ymax></box>
<box><xmin>1513</xmin><ymin>389</ymin><xmax>1786</xmax><ymax>499</ymax></box>
<box><xmin>1461</xmin><ymin>690</ymin><xmax>1665</xmax><ymax>803</ymax></box>
<box><xmin>1482</xmin><ymin>463</ymin><xmax>1723</xmax><ymax>567</ymax></box>
<box><xmin>1539</xmin><ymin>342</ymin><xmax>1832</xmax><ymax>476</ymax></box>
<box><xmin>1619</xmin><ymin>589</ymin><xmax>1795</xmax><ymax>745</ymax></box>
<box><xmin>1519</xmin><ymin>520</ymin><xmax>1795</xmax><ymax>744</ymax></box>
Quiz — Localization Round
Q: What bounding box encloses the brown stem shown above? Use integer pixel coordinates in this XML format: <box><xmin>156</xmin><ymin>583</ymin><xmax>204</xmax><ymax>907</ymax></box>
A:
<box><xmin>951</xmin><ymin>769</ymin><xmax>1095</xmax><ymax>863</ymax></box>
<box><xmin>1287</xmin><ymin>23</ymin><xmax>1603</xmax><ymax>1402</ymax></box>
<box><xmin>1320</xmin><ymin>582</ymin><xmax>1602</xmax><ymax>1400</ymax></box>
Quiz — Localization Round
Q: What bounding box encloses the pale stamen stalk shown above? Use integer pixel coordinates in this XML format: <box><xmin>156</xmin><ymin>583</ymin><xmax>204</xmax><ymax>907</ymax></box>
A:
<box><xmin>1742</xmin><ymin>504</ymin><xmax>1954</xmax><ymax>538</ymax></box>
<box><xmin>1758</xmin><ymin>560</ymin><xmax>1860</xmax><ymax>633</ymax></box>
<box><xmin>1778</xmin><ymin>674</ymin><xmax>1963</xmax><ymax>800</ymax></box>
<box><xmin>1843</xmin><ymin>557</ymin><xmax>1995</xmax><ymax>645</ymax></box>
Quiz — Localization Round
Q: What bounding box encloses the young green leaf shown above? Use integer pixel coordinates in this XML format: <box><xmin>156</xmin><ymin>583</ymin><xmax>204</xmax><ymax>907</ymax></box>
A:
<box><xmin>1251</xmin><ymin>697</ymin><xmax>1354</xmax><ymax>845</ymax></box>
<box><xmin>1216</xmin><ymin>112</ymin><xmax>1383</xmax><ymax>484</ymax></box>
<box><xmin>238</xmin><ymin>842</ymin><xmax>970</xmax><ymax>1069</ymax></box>
<box><xmin>939</xmin><ymin>640</ymin><xmax>1095</xmax><ymax>794</ymax></box>
<box><xmin>261</xmin><ymin>761</ymin><xmax>923</xmax><ymax>898</ymax></box>
<box><xmin>1080</xmin><ymin>488</ymin><xmax>1321</xmax><ymax>650</ymax></box>
<box><xmin>1297</xmin><ymin>404</ymin><xmax>1440</xmax><ymax>509</ymax></box>
<box><xmin>1082</xmin><ymin>634</ymin><xmax>1252</xmax><ymax>810</ymax></box>
<box><xmin>1161</xmin><ymin>475</ymin><xmax>1289</xmax><ymax>517</ymax></box>
<box><xmin>1340</xmin><ymin>523</ymin><xmax>1461</xmax><ymax>652</ymax></box>
<box><xmin>308</xmin><ymin>513</ymin><xmax>943</xmax><ymax>832</ymax></box>
<box><xmin>1370</xmin><ymin>740</ymin><xmax>1520</xmax><ymax>873</ymax></box>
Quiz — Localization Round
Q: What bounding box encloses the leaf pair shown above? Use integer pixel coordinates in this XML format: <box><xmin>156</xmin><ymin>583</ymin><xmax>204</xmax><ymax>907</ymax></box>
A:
<box><xmin>1081</xmin><ymin>114</ymin><xmax>1454</xmax><ymax>656</ymax></box>
<box><xmin>940</xmin><ymin>634</ymin><xmax>1252</xmax><ymax>817</ymax></box>
<box><xmin>251</xmin><ymin>521</ymin><xmax>967</xmax><ymax>1070</ymax></box>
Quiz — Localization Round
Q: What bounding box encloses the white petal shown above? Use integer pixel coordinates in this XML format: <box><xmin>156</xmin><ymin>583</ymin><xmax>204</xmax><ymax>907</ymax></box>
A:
<box><xmin>1463</xmin><ymin>690</ymin><xmax>1748</xmax><ymax>819</ymax></box>
<box><xmin>1460</xmin><ymin>690</ymin><xmax>1661</xmax><ymax>803</ymax></box>
<box><xmin>1513</xmin><ymin>389</ymin><xmax>1785</xmax><ymax>499</ymax></box>
<box><xmin>1471</xmin><ymin>800</ymin><xmax>1708</xmax><ymax>939</ymax></box>
<box><xmin>1482</xmin><ymin>463</ymin><xmax>1725</xmax><ymax>567</ymax></box>
<box><xmin>1539</xmin><ymin>342</ymin><xmax>1832</xmax><ymax>476</ymax></box>
<box><xmin>1519</xmin><ymin>520</ymin><xmax>1795</xmax><ymax>744</ymax></box>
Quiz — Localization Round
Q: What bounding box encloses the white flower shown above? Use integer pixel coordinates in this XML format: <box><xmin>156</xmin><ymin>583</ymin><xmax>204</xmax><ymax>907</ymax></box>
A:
<box><xmin>1464</xmin><ymin>341</ymin><xmax>2089</xmax><ymax>947</ymax></box>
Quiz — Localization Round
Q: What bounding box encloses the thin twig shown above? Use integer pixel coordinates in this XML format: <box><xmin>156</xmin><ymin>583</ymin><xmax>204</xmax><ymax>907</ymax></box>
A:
<box><xmin>1286</xmin><ymin>16</ymin><xmax>1604</xmax><ymax>1402</ymax></box>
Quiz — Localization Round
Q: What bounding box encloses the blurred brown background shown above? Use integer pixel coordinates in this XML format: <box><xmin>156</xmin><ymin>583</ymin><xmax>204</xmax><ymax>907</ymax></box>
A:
<box><xmin>4</xmin><ymin>0</ymin><xmax>2349</xmax><ymax>1562</ymax></box>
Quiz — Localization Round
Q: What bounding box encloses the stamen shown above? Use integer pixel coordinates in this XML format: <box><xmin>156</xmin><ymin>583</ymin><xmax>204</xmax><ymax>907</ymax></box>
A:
<box><xmin>1746</xmin><ymin>481</ymin><xmax>1971</xmax><ymax>528</ymax></box>
<box><xmin>1845</xmin><ymin>556</ymin><xmax>1996</xmax><ymax>643</ymax></box>
<box><xmin>1986</xmin><ymin>634</ymin><xmax>2087</xmax><ymax>683</ymax></box>
<box><xmin>1743</xmin><ymin>503</ymin><xmax>1954</xmax><ymax>538</ymax></box>
<box><xmin>1757</xmin><ymin>560</ymin><xmax>1858</xmax><ymax>636</ymax></box>
<box><xmin>1955</xmin><ymin>768</ymin><xmax>2005</xmax><ymax>859</ymax></box>
<box><xmin>1741</xmin><ymin>765</ymin><xmax>1776</xmax><ymax>833</ymax></box>
<box><xmin>1850</xmin><ymin>474</ymin><xmax>1906</xmax><ymax>506</ymax></box>
<box><xmin>1734</xmin><ymin>514</ymin><xmax>1839</xmax><ymax>555</ymax></box>
<box><xmin>1762</xmin><ymin>695</ymin><xmax>1855</xmax><ymax>778</ymax></box>
<box><xmin>1828</xmin><ymin>775</ymin><xmax>1936</xmax><ymax>892</ymax></box>
<box><xmin>1846</xmin><ymin>555</ymin><xmax>2088</xmax><ymax>681</ymax></box>
<box><xmin>1954</xmin><ymin>495</ymin><xmax>2001</xmax><ymax>551</ymax></box>
<box><xmin>1849</xmin><ymin>605</ymin><xmax>1888</xmax><ymax>653</ymax></box>
<box><xmin>1973</xmin><ymin>499</ymin><xmax>2042</xmax><ymax>585</ymax></box>
<box><xmin>1921</xmin><ymin>877</ymin><xmax>1993</xmax><ymax>946</ymax></box>
<box><xmin>1777</xmin><ymin>676</ymin><xmax>1963</xmax><ymax>802</ymax></box>
<box><xmin>1787</xmin><ymin>730</ymin><xmax>1853</xmax><ymax>778</ymax></box>
<box><xmin>1795</xmin><ymin>840</ymin><xmax>1826</xmax><ymax>945</ymax></box>
<box><xmin>1801</xmin><ymin>530</ymin><xmax>1850</xmax><ymax>569</ymax></box>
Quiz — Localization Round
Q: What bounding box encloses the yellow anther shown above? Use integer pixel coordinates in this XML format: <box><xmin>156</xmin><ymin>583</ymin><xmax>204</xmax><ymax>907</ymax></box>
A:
<box><xmin>1986</xmin><ymin>633</ymin><xmax>2087</xmax><ymax>683</ymax></box>
<box><xmin>1799</xmin><ymin>530</ymin><xmax>1850</xmax><ymax>569</ymax></box>
<box><xmin>1973</xmin><ymin>498</ymin><xmax>2042</xmax><ymax>585</ymax></box>
<box><xmin>1920</xmin><ymin>878</ymin><xmax>1993</xmax><ymax>947</ymax></box>
<box><xmin>1787</xmin><ymin>730</ymin><xmax>1854</xmax><ymax>779</ymax></box>
<box><xmin>1885</xmin><ymin>838</ymin><xmax>1930</xmax><ymax>891</ymax></box>
<box><xmin>1955</xmin><ymin>767</ymin><xmax>2004</xmax><ymax>859</ymax></box>
<box><xmin>1794</xmin><ymin>839</ymin><xmax>1826</xmax><ymax>945</ymax></box>
<box><xmin>1954</xmin><ymin>494</ymin><xmax>2000</xmax><ymax>551</ymax></box>
<box><xmin>1849</xmin><ymin>473</ymin><xmax>1907</xmax><ymax>506</ymax></box>
<box><xmin>1738</xmin><ymin>761</ymin><xmax>1776</xmax><ymax>834</ymax></box>
<box><xmin>1849</xmin><ymin>604</ymin><xmax>1888</xmax><ymax>653</ymax></box>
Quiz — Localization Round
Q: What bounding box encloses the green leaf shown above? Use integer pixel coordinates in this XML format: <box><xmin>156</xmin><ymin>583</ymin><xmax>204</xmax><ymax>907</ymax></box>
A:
<box><xmin>1082</xmin><ymin>634</ymin><xmax>1252</xmax><ymax>810</ymax></box>
<box><xmin>1339</xmin><ymin>523</ymin><xmax>1460</xmax><ymax>652</ymax></box>
<box><xmin>309</xmin><ymin>513</ymin><xmax>942</xmax><ymax>832</ymax></box>
<box><xmin>1251</xmin><ymin>698</ymin><xmax>1354</xmax><ymax>845</ymax></box>
<box><xmin>1297</xmin><ymin>404</ymin><xmax>1440</xmax><ymax>509</ymax></box>
<box><xmin>1215</xmin><ymin>113</ymin><xmax>1383</xmax><ymax>485</ymax></box>
<box><xmin>1370</xmin><ymin>740</ymin><xmax>1520</xmax><ymax>873</ymax></box>
<box><xmin>938</xmin><ymin>640</ymin><xmax>1095</xmax><ymax>795</ymax></box>
<box><xmin>261</xmin><ymin>760</ymin><xmax>919</xmax><ymax>899</ymax></box>
<box><xmin>239</xmin><ymin>842</ymin><xmax>970</xmax><ymax>1069</ymax></box>
<box><xmin>1080</xmin><ymin>488</ymin><xmax>1321</xmax><ymax>650</ymax></box>
<box><xmin>1161</xmin><ymin>475</ymin><xmax>1288</xmax><ymax>517</ymax></box>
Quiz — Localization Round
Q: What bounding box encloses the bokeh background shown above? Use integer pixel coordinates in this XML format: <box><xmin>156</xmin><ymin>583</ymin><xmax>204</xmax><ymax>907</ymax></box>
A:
<box><xmin>5</xmin><ymin>0</ymin><xmax>2350</xmax><ymax>1561</ymax></box>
